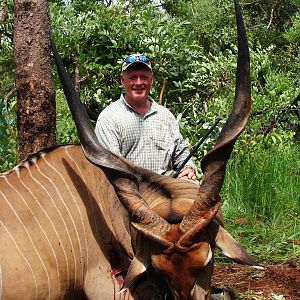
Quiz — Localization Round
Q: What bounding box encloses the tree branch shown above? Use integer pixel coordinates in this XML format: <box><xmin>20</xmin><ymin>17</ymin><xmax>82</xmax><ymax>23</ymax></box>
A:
<box><xmin>4</xmin><ymin>85</ymin><xmax>16</xmax><ymax>103</ymax></box>
<box><xmin>267</xmin><ymin>5</ymin><xmax>275</xmax><ymax>29</ymax></box>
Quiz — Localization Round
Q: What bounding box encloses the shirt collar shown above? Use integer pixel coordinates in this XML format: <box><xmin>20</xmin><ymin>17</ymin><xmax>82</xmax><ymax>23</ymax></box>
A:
<box><xmin>120</xmin><ymin>94</ymin><xmax>158</xmax><ymax>117</ymax></box>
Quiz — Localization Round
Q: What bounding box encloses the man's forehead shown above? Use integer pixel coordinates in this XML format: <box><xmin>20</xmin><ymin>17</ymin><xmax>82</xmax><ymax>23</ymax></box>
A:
<box><xmin>122</xmin><ymin>69</ymin><xmax>153</xmax><ymax>77</ymax></box>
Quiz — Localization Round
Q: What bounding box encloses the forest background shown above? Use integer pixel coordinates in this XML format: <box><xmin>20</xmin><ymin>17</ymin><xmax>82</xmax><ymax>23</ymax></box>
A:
<box><xmin>0</xmin><ymin>0</ymin><xmax>299</xmax><ymax>276</ymax></box>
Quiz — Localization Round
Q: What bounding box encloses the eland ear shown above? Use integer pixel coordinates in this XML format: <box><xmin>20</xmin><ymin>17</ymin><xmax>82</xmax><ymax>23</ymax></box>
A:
<box><xmin>215</xmin><ymin>223</ymin><xmax>260</xmax><ymax>267</ymax></box>
<box><xmin>121</xmin><ymin>238</ymin><xmax>151</xmax><ymax>291</ymax></box>
<box><xmin>121</xmin><ymin>256</ymin><xmax>148</xmax><ymax>291</ymax></box>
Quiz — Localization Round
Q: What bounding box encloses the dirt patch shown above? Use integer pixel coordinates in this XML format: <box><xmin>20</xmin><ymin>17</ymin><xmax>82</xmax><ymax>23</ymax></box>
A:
<box><xmin>212</xmin><ymin>260</ymin><xmax>300</xmax><ymax>299</ymax></box>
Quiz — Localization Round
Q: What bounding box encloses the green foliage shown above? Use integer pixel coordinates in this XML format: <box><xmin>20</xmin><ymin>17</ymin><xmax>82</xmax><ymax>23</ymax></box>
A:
<box><xmin>0</xmin><ymin>39</ymin><xmax>14</xmax><ymax>98</ymax></box>
<box><xmin>50</xmin><ymin>1</ymin><xmax>206</xmax><ymax>114</ymax></box>
<box><xmin>162</xmin><ymin>0</ymin><xmax>236</xmax><ymax>52</ymax></box>
<box><xmin>248</xmin><ymin>43</ymin><xmax>300</xmax><ymax>139</ymax></box>
<box><xmin>0</xmin><ymin>0</ymin><xmax>15</xmax><ymax>173</ymax></box>
<box><xmin>284</xmin><ymin>10</ymin><xmax>300</xmax><ymax>44</ymax></box>
<box><xmin>56</xmin><ymin>90</ymin><xmax>79</xmax><ymax>144</ymax></box>
<box><xmin>0</xmin><ymin>99</ymin><xmax>17</xmax><ymax>172</ymax></box>
<box><xmin>243</xmin><ymin>0</ymin><xmax>298</xmax><ymax>45</ymax></box>
<box><xmin>0</xmin><ymin>21</ymin><xmax>14</xmax><ymax>106</ymax></box>
<box><xmin>221</xmin><ymin>145</ymin><xmax>300</xmax><ymax>262</ymax></box>
<box><xmin>2</xmin><ymin>0</ymin><xmax>299</xmax><ymax>172</ymax></box>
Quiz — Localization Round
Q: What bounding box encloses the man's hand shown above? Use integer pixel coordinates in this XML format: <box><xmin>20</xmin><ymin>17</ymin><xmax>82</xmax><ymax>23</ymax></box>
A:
<box><xmin>178</xmin><ymin>166</ymin><xmax>197</xmax><ymax>181</ymax></box>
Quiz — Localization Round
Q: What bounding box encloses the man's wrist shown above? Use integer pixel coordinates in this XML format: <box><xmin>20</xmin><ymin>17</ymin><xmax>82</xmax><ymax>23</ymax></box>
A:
<box><xmin>181</xmin><ymin>165</ymin><xmax>195</xmax><ymax>172</ymax></box>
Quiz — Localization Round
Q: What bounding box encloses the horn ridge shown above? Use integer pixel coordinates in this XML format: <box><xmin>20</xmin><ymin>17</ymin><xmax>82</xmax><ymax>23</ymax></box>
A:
<box><xmin>180</xmin><ymin>0</ymin><xmax>251</xmax><ymax>234</ymax></box>
<box><xmin>51</xmin><ymin>39</ymin><xmax>135</xmax><ymax>177</ymax></box>
<box><xmin>178</xmin><ymin>203</ymin><xmax>220</xmax><ymax>247</ymax></box>
<box><xmin>112</xmin><ymin>177</ymin><xmax>172</xmax><ymax>247</ymax></box>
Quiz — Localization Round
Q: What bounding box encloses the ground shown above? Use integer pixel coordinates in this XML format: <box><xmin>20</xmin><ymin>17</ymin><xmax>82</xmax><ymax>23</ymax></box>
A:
<box><xmin>212</xmin><ymin>259</ymin><xmax>300</xmax><ymax>299</ymax></box>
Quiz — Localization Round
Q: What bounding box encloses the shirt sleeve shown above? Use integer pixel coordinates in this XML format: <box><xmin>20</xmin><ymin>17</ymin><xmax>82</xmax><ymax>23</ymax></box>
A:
<box><xmin>95</xmin><ymin>112</ymin><xmax>122</xmax><ymax>156</ymax></box>
<box><xmin>171</xmin><ymin>121</ymin><xmax>195</xmax><ymax>172</ymax></box>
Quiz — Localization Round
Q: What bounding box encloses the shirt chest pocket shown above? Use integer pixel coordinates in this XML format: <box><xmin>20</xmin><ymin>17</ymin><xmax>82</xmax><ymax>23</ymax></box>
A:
<box><xmin>149</xmin><ymin>123</ymin><xmax>174</xmax><ymax>151</ymax></box>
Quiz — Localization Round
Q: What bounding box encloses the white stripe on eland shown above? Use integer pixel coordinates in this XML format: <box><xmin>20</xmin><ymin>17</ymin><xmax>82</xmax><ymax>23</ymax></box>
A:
<box><xmin>34</xmin><ymin>158</ymin><xmax>78</xmax><ymax>287</ymax></box>
<box><xmin>42</xmin><ymin>152</ymin><xmax>87</xmax><ymax>284</ymax></box>
<box><xmin>0</xmin><ymin>218</ymin><xmax>39</xmax><ymax>300</ymax></box>
<box><xmin>26</xmin><ymin>161</ymin><xmax>71</xmax><ymax>289</ymax></box>
<box><xmin>12</xmin><ymin>168</ymin><xmax>62</xmax><ymax>295</ymax></box>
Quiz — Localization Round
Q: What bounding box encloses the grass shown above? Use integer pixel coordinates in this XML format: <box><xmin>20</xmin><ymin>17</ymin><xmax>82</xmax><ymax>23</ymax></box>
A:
<box><xmin>219</xmin><ymin>144</ymin><xmax>300</xmax><ymax>263</ymax></box>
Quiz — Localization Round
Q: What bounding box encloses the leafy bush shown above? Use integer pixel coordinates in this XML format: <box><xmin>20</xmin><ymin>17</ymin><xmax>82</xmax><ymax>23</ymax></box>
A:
<box><xmin>0</xmin><ymin>99</ymin><xmax>17</xmax><ymax>172</ymax></box>
<box><xmin>56</xmin><ymin>90</ymin><xmax>79</xmax><ymax>144</ymax></box>
<box><xmin>50</xmin><ymin>2</ymin><xmax>207</xmax><ymax>111</ymax></box>
<box><xmin>1</xmin><ymin>1</ymin><xmax>299</xmax><ymax>176</ymax></box>
<box><xmin>285</xmin><ymin>10</ymin><xmax>300</xmax><ymax>44</ymax></box>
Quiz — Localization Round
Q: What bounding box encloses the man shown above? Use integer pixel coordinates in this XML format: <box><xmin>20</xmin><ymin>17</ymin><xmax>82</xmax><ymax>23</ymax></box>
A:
<box><xmin>95</xmin><ymin>53</ymin><xmax>196</xmax><ymax>181</ymax></box>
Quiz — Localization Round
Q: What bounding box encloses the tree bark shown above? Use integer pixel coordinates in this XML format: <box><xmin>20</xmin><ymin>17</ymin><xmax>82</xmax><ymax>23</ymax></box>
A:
<box><xmin>14</xmin><ymin>0</ymin><xmax>55</xmax><ymax>162</ymax></box>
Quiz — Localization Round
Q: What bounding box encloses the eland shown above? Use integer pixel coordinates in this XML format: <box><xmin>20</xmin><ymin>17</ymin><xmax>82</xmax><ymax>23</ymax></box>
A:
<box><xmin>0</xmin><ymin>1</ymin><xmax>258</xmax><ymax>299</ymax></box>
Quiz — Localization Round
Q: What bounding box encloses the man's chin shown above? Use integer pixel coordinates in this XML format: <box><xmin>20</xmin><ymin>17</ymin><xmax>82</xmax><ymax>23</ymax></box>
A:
<box><xmin>132</xmin><ymin>91</ymin><xmax>147</xmax><ymax>100</ymax></box>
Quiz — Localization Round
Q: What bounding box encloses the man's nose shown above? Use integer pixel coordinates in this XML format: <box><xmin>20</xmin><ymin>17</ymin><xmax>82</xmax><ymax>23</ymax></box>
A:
<box><xmin>135</xmin><ymin>77</ymin><xmax>143</xmax><ymax>85</ymax></box>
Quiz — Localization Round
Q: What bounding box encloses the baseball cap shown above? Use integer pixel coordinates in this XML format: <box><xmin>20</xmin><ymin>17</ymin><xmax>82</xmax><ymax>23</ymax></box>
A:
<box><xmin>121</xmin><ymin>54</ymin><xmax>152</xmax><ymax>72</ymax></box>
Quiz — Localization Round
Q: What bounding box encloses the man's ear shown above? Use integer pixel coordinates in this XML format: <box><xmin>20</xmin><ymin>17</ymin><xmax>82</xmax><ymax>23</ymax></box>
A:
<box><xmin>120</xmin><ymin>74</ymin><xmax>125</xmax><ymax>85</ymax></box>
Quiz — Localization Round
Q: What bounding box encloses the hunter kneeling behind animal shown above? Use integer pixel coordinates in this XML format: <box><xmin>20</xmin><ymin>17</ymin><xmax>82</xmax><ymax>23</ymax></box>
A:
<box><xmin>95</xmin><ymin>54</ymin><xmax>197</xmax><ymax>181</ymax></box>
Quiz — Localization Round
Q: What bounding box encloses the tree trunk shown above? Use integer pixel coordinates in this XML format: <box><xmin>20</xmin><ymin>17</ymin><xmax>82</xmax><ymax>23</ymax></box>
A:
<box><xmin>14</xmin><ymin>0</ymin><xmax>55</xmax><ymax>162</ymax></box>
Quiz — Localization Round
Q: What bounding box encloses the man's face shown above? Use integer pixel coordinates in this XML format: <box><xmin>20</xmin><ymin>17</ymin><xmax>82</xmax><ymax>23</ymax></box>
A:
<box><xmin>121</xmin><ymin>68</ymin><xmax>154</xmax><ymax>104</ymax></box>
